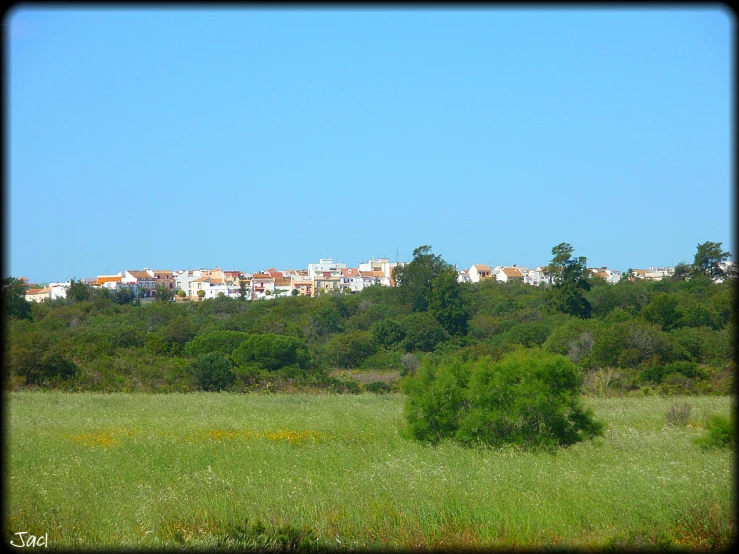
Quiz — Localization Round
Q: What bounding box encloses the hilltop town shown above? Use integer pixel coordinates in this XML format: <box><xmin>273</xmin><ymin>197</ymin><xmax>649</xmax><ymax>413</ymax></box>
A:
<box><xmin>21</xmin><ymin>255</ymin><xmax>734</xmax><ymax>303</ymax></box>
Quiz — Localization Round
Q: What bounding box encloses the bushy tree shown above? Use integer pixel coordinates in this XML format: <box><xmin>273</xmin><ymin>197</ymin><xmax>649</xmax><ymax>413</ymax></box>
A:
<box><xmin>184</xmin><ymin>330</ymin><xmax>251</xmax><ymax>358</ymax></box>
<box><xmin>400</xmin><ymin>312</ymin><xmax>449</xmax><ymax>352</ymax></box>
<box><xmin>546</xmin><ymin>243</ymin><xmax>591</xmax><ymax>318</ymax></box>
<box><xmin>324</xmin><ymin>331</ymin><xmax>377</xmax><ymax>368</ymax></box>
<box><xmin>371</xmin><ymin>318</ymin><xmax>406</xmax><ymax>347</ymax></box>
<box><xmin>2</xmin><ymin>277</ymin><xmax>32</xmax><ymax>321</ymax></box>
<box><xmin>692</xmin><ymin>241</ymin><xmax>731</xmax><ymax>281</ymax></box>
<box><xmin>429</xmin><ymin>268</ymin><xmax>470</xmax><ymax>336</ymax></box>
<box><xmin>191</xmin><ymin>352</ymin><xmax>235</xmax><ymax>391</ymax></box>
<box><xmin>232</xmin><ymin>333</ymin><xmax>310</xmax><ymax>370</ymax></box>
<box><xmin>155</xmin><ymin>285</ymin><xmax>174</xmax><ymax>302</ymax></box>
<box><xmin>403</xmin><ymin>348</ymin><xmax>603</xmax><ymax>450</ymax></box>
<box><xmin>67</xmin><ymin>279</ymin><xmax>94</xmax><ymax>302</ymax></box>
<box><xmin>393</xmin><ymin>245</ymin><xmax>453</xmax><ymax>312</ymax></box>
<box><xmin>640</xmin><ymin>293</ymin><xmax>682</xmax><ymax>331</ymax></box>
<box><xmin>7</xmin><ymin>323</ymin><xmax>78</xmax><ymax>385</ymax></box>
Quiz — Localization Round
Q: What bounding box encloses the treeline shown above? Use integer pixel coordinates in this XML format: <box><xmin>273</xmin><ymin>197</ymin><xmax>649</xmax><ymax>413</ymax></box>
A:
<box><xmin>2</xmin><ymin>242</ymin><xmax>735</xmax><ymax>395</ymax></box>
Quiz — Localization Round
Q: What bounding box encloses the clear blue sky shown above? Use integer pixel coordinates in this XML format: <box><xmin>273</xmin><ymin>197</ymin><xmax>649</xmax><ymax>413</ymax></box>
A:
<box><xmin>5</xmin><ymin>6</ymin><xmax>733</xmax><ymax>283</ymax></box>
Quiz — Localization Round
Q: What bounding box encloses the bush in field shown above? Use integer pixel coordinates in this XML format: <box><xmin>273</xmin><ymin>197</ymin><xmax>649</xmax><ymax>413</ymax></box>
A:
<box><xmin>191</xmin><ymin>352</ymin><xmax>235</xmax><ymax>391</ymax></box>
<box><xmin>666</xmin><ymin>401</ymin><xmax>692</xmax><ymax>426</ymax></box>
<box><xmin>364</xmin><ymin>381</ymin><xmax>392</xmax><ymax>394</ymax></box>
<box><xmin>7</xmin><ymin>323</ymin><xmax>78</xmax><ymax>385</ymax></box>
<box><xmin>402</xmin><ymin>348</ymin><xmax>603</xmax><ymax>450</ymax></box>
<box><xmin>359</xmin><ymin>348</ymin><xmax>403</xmax><ymax>370</ymax></box>
<box><xmin>232</xmin><ymin>333</ymin><xmax>309</xmax><ymax>371</ymax></box>
<box><xmin>184</xmin><ymin>330</ymin><xmax>251</xmax><ymax>358</ymax></box>
<box><xmin>694</xmin><ymin>414</ymin><xmax>736</xmax><ymax>449</ymax></box>
<box><xmin>641</xmin><ymin>361</ymin><xmax>705</xmax><ymax>384</ymax></box>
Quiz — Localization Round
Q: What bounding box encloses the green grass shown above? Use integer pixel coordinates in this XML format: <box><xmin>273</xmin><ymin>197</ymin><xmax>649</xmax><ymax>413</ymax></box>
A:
<box><xmin>5</xmin><ymin>392</ymin><xmax>734</xmax><ymax>550</ymax></box>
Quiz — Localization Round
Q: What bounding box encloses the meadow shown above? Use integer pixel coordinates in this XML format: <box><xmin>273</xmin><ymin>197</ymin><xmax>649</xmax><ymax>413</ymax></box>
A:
<box><xmin>5</xmin><ymin>392</ymin><xmax>735</xmax><ymax>551</ymax></box>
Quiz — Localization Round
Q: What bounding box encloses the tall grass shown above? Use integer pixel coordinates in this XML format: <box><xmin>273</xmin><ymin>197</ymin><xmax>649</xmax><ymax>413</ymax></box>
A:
<box><xmin>5</xmin><ymin>392</ymin><xmax>734</xmax><ymax>550</ymax></box>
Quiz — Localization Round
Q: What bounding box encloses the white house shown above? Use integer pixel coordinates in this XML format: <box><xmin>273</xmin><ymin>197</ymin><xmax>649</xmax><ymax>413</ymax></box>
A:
<box><xmin>351</xmin><ymin>270</ymin><xmax>389</xmax><ymax>293</ymax></box>
<box><xmin>589</xmin><ymin>267</ymin><xmax>622</xmax><ymax>284</ymax></box>
<box><xmin>48</xmin><ymin>281</ymin><xmax>70</xmax><ymax>300</ymax></box>
<box><xmin>250</xmin><ymin>273</ymin><xmax>276</xmax><ymax>300</ymax></box>
<box><xmin>123</xmin><ymin>270</ymin><xmax>157</xmax><ymax>294</ymax></box>
<box><xmin>25</xmin><ymin>287</ymin><xmax>51</xmax><ymax>302</ymax></box>
<box><xmin>359</xmin><ymin>257</ymin><xmax>400</xmax><ymax>284</ymax></box>
<box><xmin>339</xmin><ymin>268</ymin><xmax>359</xmax><ymax>293</ymax></box>
<box><xmin>493</xmin><ymin>266</ymin><xmax>525</xmax><ymax>283</ymax></box>
<box><xmin>468</xmin><ymin>264</ymin><xmax>493</xmax><ymax>283</ymax></box>
<box><xmin>308</xmin><ymin>258</ymin><xmax>347</xmax><ymax>280</ymax></box>
<box><xmin>523</xmin><ymin>266</ymin><xmax>552</xmax><ymax>286</ymax></box>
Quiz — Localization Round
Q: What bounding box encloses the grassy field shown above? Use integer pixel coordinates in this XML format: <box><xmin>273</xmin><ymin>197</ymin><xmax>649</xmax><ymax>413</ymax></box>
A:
<box><xmin>5</xmin><ymin>392</ymin><xmax>734</xmax><ymax>550</ymax></box>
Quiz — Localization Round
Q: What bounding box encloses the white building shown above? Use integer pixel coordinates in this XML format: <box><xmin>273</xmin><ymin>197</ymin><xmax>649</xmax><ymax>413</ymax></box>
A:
<box><xmin>468</xmin><ymin>264</ymin><xmax>493</xmax><ymax>283</ymax></box>
<box><xmin>308</xmin><ymin>258</ymin><xmax>347</xmax><ymax>280</ymax></box>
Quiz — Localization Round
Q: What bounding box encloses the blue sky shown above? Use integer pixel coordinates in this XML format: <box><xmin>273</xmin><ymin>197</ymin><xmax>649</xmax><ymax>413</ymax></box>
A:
<box><xmin>5</xmin><ymin>6</ymin><xmax>733</xmax><ymax>283</ymax></box>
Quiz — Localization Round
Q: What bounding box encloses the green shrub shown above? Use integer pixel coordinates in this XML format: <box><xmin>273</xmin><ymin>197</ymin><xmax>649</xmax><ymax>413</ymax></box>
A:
<box><xmin>364</xmin><ymin>381</ymin><xmax>392</xmax><ymax>394</ymax></box>
<box><xmin>402</xmin><ymin>348</ymin><xmax>604</xmax><ymax>450</ymax></box>
<box><xmin>371</xmin><ymin>319</ymin><xmax>406</xmax><ymax>347</ymax></box>
<box><xmin>232</xmin><ymin>333</ymin><xmax>310</xmax><ymax>371</ymax></box>
<box><xmin>191</xmin><ymin>352</ymin><xmax>235</xmax><ymax>391</ymax></box>
<box><xmin>641</xmin><ymin>360</ymin><xmax>704</xmax><ymax>384</ymax></box>
<box><xmin>694</xmin><ymin>414</ymin><xmax>736</xmax><ymax>449</ymax></box>
<box><xmin>402</xmin><ymin>355</ymin><xmax>470</xmax><ymax>443</ymax></box>
<box><xmin>359</xmin><ymin>348</ymin><xmax>403</xmax><ymax>370</ymax></box>
<box><xmin>400</xmin><ymin>313</ymin><xmax>449</xmax><ymax>352</ymax></box>
<box><xmin>184</xmin><ymin>330</ymin><xmax>251</xmax><ymax>358</ymax></box>
<box><xmin>324</xmin><ymin>331</ymin><xmax>377</xmax><ymax>368</ymax></box>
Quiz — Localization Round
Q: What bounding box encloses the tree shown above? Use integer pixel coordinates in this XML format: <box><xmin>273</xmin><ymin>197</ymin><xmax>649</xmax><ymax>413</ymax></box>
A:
<box><xmin>671</xmin><ymin>262</ymin><xmax>691</xmax><ymax>281</ymax></box>
<box><xmin>546</xmin><ymin>243</ymin><xmax>592</xmax><ymax>318</ymax></box>
<box><xmin>232</xmin><ymin>334</ymin><xmax>310</xmax><ymax>371</ymax></box>
<box><xmin>155</xmin><ymin>285</ymin><xmax>174</xmax><ymax>302</ymax></box>
<box><xmin>428</xmin><ymin>268</ymin><xmax>470</xmax><ymax>336</ymax></box>
<box><xmin>184</xmin><ymin>331</ymin><xmax>251</xmax><ymax>358</ymax></box>
<box><xmin>67</xmin><ymin>279</ymin><xmax>93</xmax><ymax>302</ymax></box>
<box><xmin>2</xmin><ymin>277</ymin><xmax>33</xmax><ymax>321</ymax></box>
<box><xmin>197</xmin><ymin>289</ymin><xmax>206</xmax><ymax>300</ymax></box>
<box><xmin>239</xmin><ymin>279</ymin><xmax>248</xmax><ymax>301</ymax></box>
<box><xmin>640</xmin><ymin>293</ymin><xmax>682</xmax><ymax>331</ymax></box>
<box><xmin>692</xmin><ymin>241</ymin><xmax>732</xmax><ymax>281</ymax></box>
<box><xmin>191</xmin><ymin>352</ymin><xmax>235</xmax><ymax>391</ymax></box>
<box><xmin>393</xmin><ymin>245</ymin><xmax>453</xmax><ymax>312</ymax></box>
<box><xmin>324</xmin><ymin>331</ymin><xmax>377</xmax><ymax>368</ymax></box>
<box><xmin>402</xmin><ymin>348</ymin><xmax>603</xmax><ymax>450</ymax></box>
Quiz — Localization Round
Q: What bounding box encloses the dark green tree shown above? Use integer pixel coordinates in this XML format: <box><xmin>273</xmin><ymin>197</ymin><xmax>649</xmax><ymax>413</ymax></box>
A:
<box><xmin>692</xmin><ymin>241</ymin><xmax>732</xmax><ymax>281</ymax></box>
<box><xmin>232</xmin><ymin>334</ymin><xmax>310</xmax><ymax>371</ymax></box>
<box><xmin>114</xmin><ymin>287</ymin><xmax>136</xmax><ymax>305</ymax></box>
<box><xmin>239</xmin><ymin>279</ymin><xmax>248</xmax><ymax>300</ymax></box>
<box><xmin>546</xmin><ymin>243</ymin><xmax>591</xmax><ymax>318</ymax></box>
<box><xmin>324</xmin><ymin>331</ymin><xmax>377</xmax><ymax>368</ymax></box>
<box><xmin>191</xmin><ymin>352</ymin><xmax>235</xmax><ymax>391</ymax></box>
<box><xmin>402</xmin><ymin>348</ymin><xmax>603</xmax><ymax>450</ymax></box>
<box><xmin>67</xmin><ymin>279</ymin><xmax>93</xmax><ymax>302</ymax></box>
<box><xmin>155</xmin><ymin>285</ymin><xmax>174</xmax><ymax>302</ymax></box>
<box><xmin>429</xmin><ymin>268</ymin><xmax>471</xmax><ymax>336</ymax></box>
<box><xmin>400</xmin><ymin>312</ymin><xmax>449</xmax><ymax>352</ymax></box>
<box><xmin>640</xmin><ymin>293</ymin><xmax>682</xmax><ymax>331</ymax></box>
<box><xmin>2</xmin><ymin>277</ymin><xmax>33</xmax><ymax>321</ymax></box>
<box><xmin>671</xmin><ymin>262</ymin><xmax>691</xmax><ymax>281</ymax></box>
<box><xmin>393</xmin><ymin>245</ymin><xmax>453</xmax><ymax>312</ymax></box>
